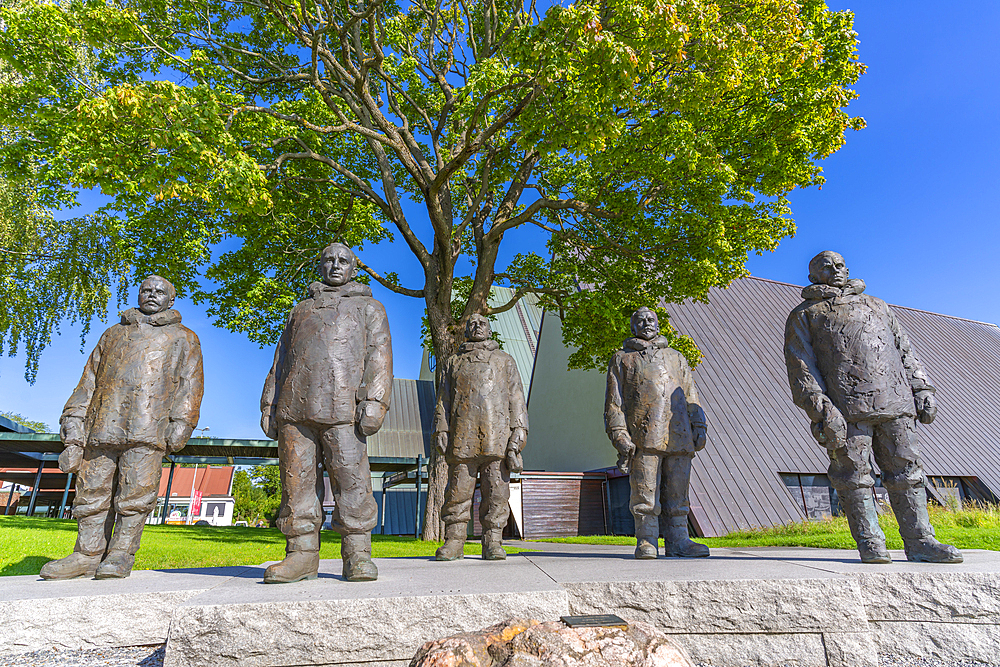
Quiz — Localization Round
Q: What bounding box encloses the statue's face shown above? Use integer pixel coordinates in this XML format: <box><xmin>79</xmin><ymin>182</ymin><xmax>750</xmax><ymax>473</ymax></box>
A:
<box><xmin>811</xmin><ymin>252</ymin><xmax>848</xmax><ymax>288</ymax></box>
<box><xmin>138</xmin><ymin>277</ymin><xmax>174</xmax><ymax>315</ymax></box>
<box><xmin>465</xmin><ymin>315</ymin><xmax>491</xmax><ymax>342</ymax></box>
<box><xmin>319</xmin><ymin>245</ymin><xmax>357</xmax><ymax>286</ymax></box>
<box><xmin>631</xmin><ymin>308</ymin><xmax>659</xmax><ymax>341</ymax></box>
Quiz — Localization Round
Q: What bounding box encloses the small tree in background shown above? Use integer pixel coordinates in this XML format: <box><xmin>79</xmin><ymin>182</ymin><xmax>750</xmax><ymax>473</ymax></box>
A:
<box><xmin>232</xmin><ymin>465</ymin><xmax>282</xmax><ymax>526</ymax></box>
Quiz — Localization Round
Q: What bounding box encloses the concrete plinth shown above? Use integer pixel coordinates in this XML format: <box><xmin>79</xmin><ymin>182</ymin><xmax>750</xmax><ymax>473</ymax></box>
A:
<box><xmin>1</xmin><ymin>545</ymin><xmax>998</xmax><ymax>667</ymax></box>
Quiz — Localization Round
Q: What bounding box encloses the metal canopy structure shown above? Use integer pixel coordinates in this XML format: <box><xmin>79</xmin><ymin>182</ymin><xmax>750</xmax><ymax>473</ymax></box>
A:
<box><xmin>0</xmin><ymin>378</ymin><xmax>437</xmax><ymax>518</ymax></box>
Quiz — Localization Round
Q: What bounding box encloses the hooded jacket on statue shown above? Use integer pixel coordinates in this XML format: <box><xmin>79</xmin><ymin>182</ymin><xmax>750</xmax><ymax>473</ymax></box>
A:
<box><xmin>433</xmin><ymin>340</ymin><xmax>528</xmax><ymax>461</ymax></box>
<box><xmin>60</xmin><ymin>308</ymin><xmax>203</xmax><ymax>448</ymax></box>
<box><xmin>605</xmin><ymin>336</ymin><xmax>706</xmax><ymax>455</ymax></box>
<box><xmin>262</xmin><ymin>281</ymin><xmax>392</xmax><ymax>426</ymax></box>
<box><xmin>784</xmin><ymin>278</ymin><xmax>934</xmax><ymax>423</ymax></box>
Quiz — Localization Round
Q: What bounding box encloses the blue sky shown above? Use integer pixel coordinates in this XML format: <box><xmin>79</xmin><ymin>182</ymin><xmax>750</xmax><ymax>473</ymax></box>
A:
<box><xmin>2</xmin><ymin>1</ymin><xmax>997</xmax><ymax>437</ymax></box>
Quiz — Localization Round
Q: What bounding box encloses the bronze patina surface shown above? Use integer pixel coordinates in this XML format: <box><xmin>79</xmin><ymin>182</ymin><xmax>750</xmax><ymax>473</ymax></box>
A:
<box><xmin>261</xmin><ymin>242</ymin><xmax>392</xmax><ymax>583</ymax></box>
<box><xmin>433</xmin><ymin>314</ymin><xmax>528</xmax><ymax>562</ymax></box>
<box><xmin>605</xmin><ymin>307</ymin><xmax>709</xmax><ymax>560</ymax></box>
<box><xmin>42</xmin><ymin>275</ymin><xmax>204</xmax><ymax>581</ymax></box>
<box><xmin>784</xmin><ymin>251</ymin><xmax>962</xmax><ymax>564</ymax></box>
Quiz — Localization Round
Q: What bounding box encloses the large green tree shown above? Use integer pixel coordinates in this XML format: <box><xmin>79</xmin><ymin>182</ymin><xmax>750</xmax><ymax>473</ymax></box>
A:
<box><xmin>0</xmin><ymin>0</ymin><xmax>864</xmax><ymax>537</ymax></box>
<box><xmin>0</xmin><ymin>0</ymin><xmax>133</xmax><ymax>383</ymax></box>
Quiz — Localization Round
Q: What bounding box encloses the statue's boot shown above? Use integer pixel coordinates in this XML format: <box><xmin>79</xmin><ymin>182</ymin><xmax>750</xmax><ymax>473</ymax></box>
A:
<box><xmin>481</xmin><ymin>528</ymin><xmax>506</xmax><ymax>561</ymax></box>
<box><xmin>662</xmin><ymin>516</ymin><xmax>710</xmax><ymax>558</ymax></box>
<box><xmin>39</xmin><ymin>552</ymin><xmax>101</xmax><ymax>580</ymax></box>
<box><xmin>41</xmin><ymin>514</ymin><xmax>106</xmax><ymax>580</ymax></box>
<box><xmin>435</xmin><ymin>523</ymin><xmax>467</xmax><ymax>561</ymax></box>
<box><xmin>634</xmin><ymin>515</ymin><xmax>659</xmax><ymax>560</ymax></box>
<box><xmin>96</xmin><ymin>512</ymin><xmax>149</xmax><ymax>579</ymax></box>
<box><xmin>889</xmin><ymin>486</ymin><xmax>963</xmax><ymax>563</ymax></box>
<box><xmin>342</xmin><ymin>533</ymin><xmax>378</xmax><ymax>582</ymax></box>
<box><xmin>264</xmin><ymin>550</ymin><xmax>320</xmax><ymax>584</ymax></box>
<box><xmin>265</xmin><ymin>531</ymin><xmax>320</xmax><ymax>583</ymax></box>
<box><xmin>841</xmin><ymin>489</ymin><xmax>891</xmax><ymax>564</ymax></box>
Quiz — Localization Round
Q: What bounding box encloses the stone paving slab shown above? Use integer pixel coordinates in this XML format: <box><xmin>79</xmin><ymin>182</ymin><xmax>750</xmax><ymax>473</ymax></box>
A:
<box><xmin>0</xmin><ymin>567</ymin><xmax>253</xmax><ymax>655</ymax></box>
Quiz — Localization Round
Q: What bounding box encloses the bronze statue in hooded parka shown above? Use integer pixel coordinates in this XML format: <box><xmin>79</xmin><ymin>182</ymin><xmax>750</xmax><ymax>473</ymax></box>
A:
<box><xmin>42</xmin><ymin>275</ymin><xmax>204</xmax><ymax>580</ymax></box>
<box><xmin>261</xmin><ymin>243</ymin><xmax>392</xmax><ymax>583</ymax></box>
<box><xmin>433</xmin><ymin>314</ymin><xmax>528</xmax><ymax>561</ymax></box>
<box><xmin>605</xmin><ymin>307</ymin><xmax>709</xmax><ymax>559</ymax></box>
<box><xmin>784</xmin><ymin>251</ymin><xmax>961</xmax><ymax>564</ymax></box>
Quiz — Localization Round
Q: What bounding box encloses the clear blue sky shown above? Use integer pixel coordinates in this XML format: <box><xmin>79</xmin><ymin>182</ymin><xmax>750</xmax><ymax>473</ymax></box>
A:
<box><xmin>2</xmin><ymin>1</ymin><xmax>997</xmax><ymax>437</ymax></box>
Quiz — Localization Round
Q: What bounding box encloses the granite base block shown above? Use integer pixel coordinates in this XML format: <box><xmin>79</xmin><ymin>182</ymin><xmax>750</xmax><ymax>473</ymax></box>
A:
<box><xmin>668</xmin><ymin>633</ymin><xmax>828</xmax><ymax>667</ymax></box>
<box><xmin>563</xmin><ymin>578</ymin><xmax>868</xmax><ymax>634</ymax></box>
<box><xmin>869</xmin><ymin>621</ymin><xmax>1000</xmax><ymax>665</ymax></box>
<box><xmin>163</xmin><ymin>591</ymin><xmax>571</xmax><ymax>667</ymax></box>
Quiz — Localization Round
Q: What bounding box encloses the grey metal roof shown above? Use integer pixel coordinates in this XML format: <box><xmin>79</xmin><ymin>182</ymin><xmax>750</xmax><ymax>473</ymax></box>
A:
<box><xmin>487</xmin><ymin>286</ymin><xmax>543</xmax><ymax>393</ymax></box>
<box><xmin>367</xmin><ymin>378</ymin><xmax>435</xmax><ymax>459</ymax></box>
<box><xmin>667</xmin><ymin>276</ymin><xmax>1000</xmax><ymax>537</ymax></box>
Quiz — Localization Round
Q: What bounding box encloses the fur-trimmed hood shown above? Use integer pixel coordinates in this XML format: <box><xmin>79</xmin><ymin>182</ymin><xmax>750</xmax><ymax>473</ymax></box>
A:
<box><xmin>119</xmin><ymin>308</ymin><xmax>182</xmax><ymax>326</ymax></box>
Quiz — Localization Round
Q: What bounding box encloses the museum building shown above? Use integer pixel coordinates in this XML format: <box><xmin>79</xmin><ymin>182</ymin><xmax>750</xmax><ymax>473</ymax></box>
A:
<box><xmin>419</xmin><ymin>278</ymin><xmax>1000</xmax><ymax>539</ymax></box>
<box><xmin>525</xmin><ymin>276</ymin><xmax>1000</xmax><ymax>537</ymax></box>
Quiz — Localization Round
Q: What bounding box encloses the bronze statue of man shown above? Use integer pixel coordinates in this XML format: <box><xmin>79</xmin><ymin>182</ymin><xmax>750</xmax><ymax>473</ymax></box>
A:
<box><xmin>261</xmin><ymin>242</ymin><xmax>392</xmax><ymax>583</ymax></box>
<box><xmin>42</xmin><ymin>275</ymin><xmax>204</xmax><ymax>580</ymax></box>
<box><xmin>433</xmin><ymin>314</ymin><xmax>528</xmax><ymax>561</ymax></box>
<box><xmin>784</xmin><ymin>251</ymin><xmax>961</xmax><ymax>563</ymax></box>
<box><xmin>605</xmin><ymin>307</ymin><xmax>709</xmax><ymax>560</ymax></box>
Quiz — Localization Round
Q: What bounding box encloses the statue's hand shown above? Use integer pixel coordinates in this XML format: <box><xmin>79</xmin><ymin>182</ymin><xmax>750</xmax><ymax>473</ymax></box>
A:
<box><xmin>357</xmin><ymin>400</ymin><xmax>388</xmax><ymax>436</ymax></box>
<box><xmin>507</xmin><ymin>427</ymin><xmax>527</xmax><ymax>454</ymax></box>
<box><xmin>915</xmin><ymin>390</ymin><xmax>937</xmax><ymax>424</ymax></box>
<box><xmin>505</xmin><ymin>449</ymin><xmax>524</xmax><ymax>473</ymax></box>
<box><xmin>613</xmin><ymin>431</ymin><xmax>635</xmax><ymax>474</ymax></box>
<box><xmin>692</xmin><ymin>423</ymin><xmax>708</xmax><ymax>451</ymax></box>
<box><xmin>434</xmin><ymin>431</ymin><xmax>449</xmax><ymax>456</ymax></box>
<box><xmin>261</xmin><ymin>409</ymin><xmax>278</xmax><ymax>440</ymax></box>
<box><xmin>166</xmin><ymin>422</ymin><xmax>193</xmax><ymax>453</ymax></box>
<box><xmin>60</xmin><ymin>418</ymin><xmax>85</xmax><ymax>447</ymax></box>
<box><xmin>58</xmin><ymin>445</ymin><xmax>84</xmax><ymax>474</ymax></box>
<box><xmin>810</xmin><ymin>395</ymin><xmax>847</xmax><ymax>449</ymax></box>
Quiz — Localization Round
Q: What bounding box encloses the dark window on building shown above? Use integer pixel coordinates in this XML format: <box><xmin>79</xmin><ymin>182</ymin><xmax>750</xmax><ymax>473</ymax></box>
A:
<box><xmin>780</xmin><ymin>473</ymin><xmax>842</xmax><ymax>519</ymax></box>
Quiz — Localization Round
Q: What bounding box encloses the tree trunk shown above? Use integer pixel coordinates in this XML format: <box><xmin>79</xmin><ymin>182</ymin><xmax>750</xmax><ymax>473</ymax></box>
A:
<box><xmin>421</xmin><ymin>449</ymin><xmax>448</xmax><ymax>541</ymax></box>
<box><xmin>420</xmin><ymin>299</ymin><xmax>461</xmax><ymax>541</ymax></box>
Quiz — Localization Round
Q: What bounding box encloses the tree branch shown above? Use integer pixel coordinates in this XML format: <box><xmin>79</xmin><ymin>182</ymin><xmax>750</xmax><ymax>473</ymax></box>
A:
<box><xmin>357</xmin><ymin>259</ymin><xmax>425</xmax><ymax>297</ymax></box>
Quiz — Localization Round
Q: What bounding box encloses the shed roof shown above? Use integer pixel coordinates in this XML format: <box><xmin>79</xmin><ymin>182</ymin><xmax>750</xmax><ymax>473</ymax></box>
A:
<box><xmin>0</xmin><ymin>415</ymin><xmax>35</xmax><ymax>434</ymax></box>
<box><xmin>667</xmin><ymin>276</ymin><xmax>1000</xmax><ymax>537</ymax></box>
<box><xmin>367</xmin><ymin>378</ymin><xmax>435</xmax><ymax>459</ymax></box>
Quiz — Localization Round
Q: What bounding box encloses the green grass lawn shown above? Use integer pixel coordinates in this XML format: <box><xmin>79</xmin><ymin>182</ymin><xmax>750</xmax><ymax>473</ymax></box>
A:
<box><xmin>537</xmin><ymin>504</ymin><xmax>1000</xmax><ymax>551</ymax></box>
<box><xmin>0</xmin><ymin>517</ymin><xmax>526</xmax><ymax>576</ymax></box>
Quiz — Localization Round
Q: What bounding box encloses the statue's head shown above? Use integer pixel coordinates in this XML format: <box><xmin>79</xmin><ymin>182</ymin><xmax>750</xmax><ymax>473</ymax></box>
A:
<box><xmin>319</xmin><ymin>242</ymin><xmax>358</xmax><ymax>287</ymax></box>
<box><xmin>808</xmin><ymin>251</ymin><xmax>848</xmax><ymax>287</ymax></box>
<box><xmin>630</xmin><ymin>306</ymin><xmax>660</xmax><ymax>341</ymax></box>
<box><xmin>138</xmin><ymin>275</ymin><xmax>176</xmax><ymax>315</ymax></box>
<box><xmin>465</xmin><ymin>313</ymin><xmax>491</xmax><ymax>342</ymax></box>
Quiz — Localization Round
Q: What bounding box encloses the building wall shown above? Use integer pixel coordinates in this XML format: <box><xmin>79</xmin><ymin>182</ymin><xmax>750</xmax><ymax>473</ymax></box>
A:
<box><xmin>522</xmin><ymin>313</ymin><xmax>615</xmax><ymax>474</ymax></box>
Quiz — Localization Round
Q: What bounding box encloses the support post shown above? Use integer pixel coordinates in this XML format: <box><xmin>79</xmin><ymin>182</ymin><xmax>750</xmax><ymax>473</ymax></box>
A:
<box><xmin>60</xmin><ymin>473</ymin><xmax>73</xmax><ymax>519</ymax></box>
<box><xmin>414</xmin><ymin>455</ymin><xmax>423</xmax><ymax>539</ymax></box>
<box><xmin>161</xmin><ymin>459</ymin><xmax>177</xmax><ymax>524</ymax></box>
<box><xmin>4</xmin><ymin>484</ymin><xmax>16</xmax><ymax>515</ymax></box>
<box><xmin>27</xmin><ymin>459</ymin><xmax>44</xmax><ymax>516</ymax></box>
<box><xmin>380</xmin><ymin>483</ymin><xmax>387</xmax><ymax>535</ymax></box>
